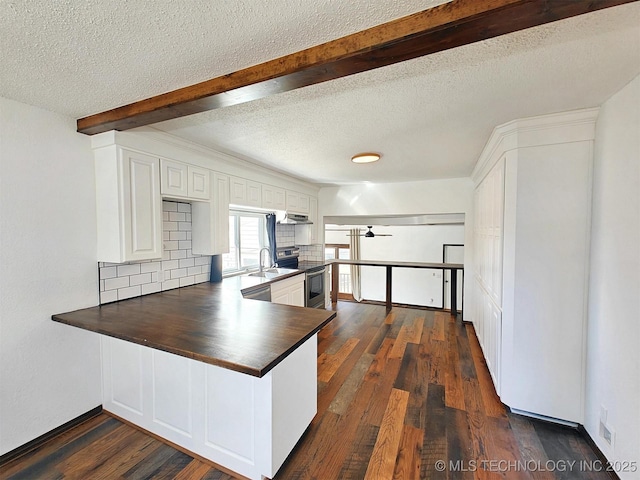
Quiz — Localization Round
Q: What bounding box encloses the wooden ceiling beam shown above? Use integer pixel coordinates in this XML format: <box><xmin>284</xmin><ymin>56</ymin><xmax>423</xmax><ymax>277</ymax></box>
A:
<box><xmin>77</xmin><ymin>0</ymin><xmax>636</xmax><ymax>135</ymax></box>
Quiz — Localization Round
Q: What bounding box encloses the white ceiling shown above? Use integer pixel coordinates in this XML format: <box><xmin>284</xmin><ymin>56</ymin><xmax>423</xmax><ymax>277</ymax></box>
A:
<box><xmin>2</xmin><ymin>1</ymin><xmax>639</xmax><ymax>186</ymax></box>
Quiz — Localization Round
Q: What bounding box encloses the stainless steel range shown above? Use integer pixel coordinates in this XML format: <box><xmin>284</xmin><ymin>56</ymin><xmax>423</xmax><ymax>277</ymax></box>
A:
<box><xmin>274</xmin><ymin>246</ymin><xmax>300</xmax><ymax>269</ymax></box>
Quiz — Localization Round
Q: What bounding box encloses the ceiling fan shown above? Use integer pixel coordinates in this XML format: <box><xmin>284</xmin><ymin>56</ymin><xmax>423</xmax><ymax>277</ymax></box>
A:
<box><xmin>347</xmin><ymin>226</ymin><xmax>392</xmax><ymax>238</ymax></box>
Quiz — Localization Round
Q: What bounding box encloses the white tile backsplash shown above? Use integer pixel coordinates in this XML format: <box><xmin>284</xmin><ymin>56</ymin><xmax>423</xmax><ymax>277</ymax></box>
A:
<box><xmin>98</xmin><ymin>201</ymin><xmax>211</xmax><ymax>304</ymax></box>
<box><xmin>298</xmin><ymin>244</ymin><xmax>324</xmax><ymax>262</ymax></box>
<box><xmin>276</xmin><ymin>224</ymin><xmax>295</xmax><ymax>247</ymax></box>
<box><xmin>275</xmin><ymin>223</ymin><xmax>324</xmax><ymax>261</ymax></box>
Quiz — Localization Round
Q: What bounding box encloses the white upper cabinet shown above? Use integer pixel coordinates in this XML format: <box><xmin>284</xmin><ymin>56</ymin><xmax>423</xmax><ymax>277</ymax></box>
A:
<box><xmin>95</xmin><ymin>147</ymin><xmax>163</xmax><ymax>263</ymax></box>
<box><xmin>286</xmin><ymin>191</ymin><xmax>310</xmax><ymax>214</ymax></box>
<box><xmin>229</xmin><ymin>176</ymin><xmax>247</xmax><ymax>204</ymax></box>
<box><xmin>92</xmin><ymin>131</ymin><xmax>319</xmax><ymax>265</ymax></box>
<box><xmin>161</xmin><ymin>159</ymin><xmax>188</xmax><ymax>198</ymax></box>
<box><xmin>262</xmin><ymin>185</ymin><xmax>286</xmax><ymax>210</ymax></box>
<box><xmin>161</xmin><ymin>159</ymin><xmax>210</xmax><ymax>201</ymax></box>
<box><xmin>294</xmin><ymin>196</ymin><xmax>318</xmax><ymax>245</ymax></box>
<box><xmin>188</xmin><ymin>165</ymin><xmax>210</xmax><ymax>200</ymax></box>
<box><xmin>229</xmin><ymin>176</ymin><xmax>262</xmax><ymax>208</ymax></box>
<box><xmin>246</xmin><ymin>180</ymin><xmax>261</xmax><ymax>207</ymax></box>
<box><xmin>192</xmin><ymin>172</ymin><xmax>230</xmax><ymax>256</ymax></box>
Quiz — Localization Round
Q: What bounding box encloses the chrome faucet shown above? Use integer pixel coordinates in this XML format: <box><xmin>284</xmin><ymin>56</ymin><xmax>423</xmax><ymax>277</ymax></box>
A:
<box><xmin>258</xmin><ymin>247</ymin><xmax>272</xmax><ymax>273</ymax></box>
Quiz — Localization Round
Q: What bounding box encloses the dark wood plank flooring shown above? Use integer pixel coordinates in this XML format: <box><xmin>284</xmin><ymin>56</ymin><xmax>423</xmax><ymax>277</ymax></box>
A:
<box><xmin>0</xmin><ymin>302</ymin><xmax>607</xmax><ymax>480</ymax></box>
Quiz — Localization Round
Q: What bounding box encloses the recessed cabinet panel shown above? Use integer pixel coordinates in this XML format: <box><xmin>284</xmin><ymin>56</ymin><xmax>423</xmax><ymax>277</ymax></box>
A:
<box><xmin>230</xmin><ymin>176</ymin><xmax>262</xmax><ymax>207</ymax></box>
<box><xmin>295</xmin><ymin>196</ymin><xmax>318</xmax><ymax>245</ymax></box>
<box><xmin>123</xmin><ymin>150</ymin><xmax>163</xmax><ymax>261</ymax></box>
<box><xmin>109</xmin><ymin>338</ymin><xmax>143</xmax><ymax>415</ymax></box>
<box><xmin>161</xmin><ymin>159</ymin><xmax>188</xmax><ymax>197</ymax></box>
<box><xmin>188</xmin><ymin>166</ymin><xmax>210</xmax><ymax>200</ymax></box>
<box><xmin>192</xmin><ymin>172</ymin><xmax>230</xmax><ymax>256</ymax></box>
<box><xmin>271</xmin><ymin>274</ymin><xmax>305</xmax><ymax>307</ymax></box>
<box><xmin>152</xmin><ymin>350</ymin><xmax>193</xmax><ymax>437</ymax></box>
<box><xmin>298</xmin><ymin>194</ymin><xmax>310</xmax><ymax>213</ymax></box>
<box><xmin>271</xmin><ymin>289</ymin><xmax>290</xmax><ymax>305</ymax></box>
<box><xmin>286</xmin><ymin>191</ymin><xmax>310</xmax><ymax>214</ymax></box>
<box><xmin>229</xmin><ymin>177</ymin><xmax>247</xmax><ymax>205</ymax></box>
<box><xmin>95</xmin><ymin>147</ymin><xmax>162</xmax><ymax>262</ymax></box>
<box><xmin>289</xmin><ymin>281</ymin><xmax>305</xmax><ymax>307</ymax></box>
<box><xmin>263</xmin><ymin>185</ymin><xmax>286</xmax><ymax>210</ymax></box>
<box><xmin>205</xmin><ymin>365</ymin><xmax>255</xmax><ymax>462</ymax></box>
<box><xmin>246</xmin><ymin>181</ymin><xmax>262</xmax><ymax>207</ymax></box>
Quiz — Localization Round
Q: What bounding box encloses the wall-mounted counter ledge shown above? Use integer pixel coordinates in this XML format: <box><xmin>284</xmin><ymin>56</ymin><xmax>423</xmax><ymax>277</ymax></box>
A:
<box><xmin>52</xmin><ymin>280</ymin><xmax>335</xmax><ymax>378</ymax></box>
<box><xmin>327</xmin><ymin>259</ymin><xmax>464</xmax><ymax>313</ymax></box>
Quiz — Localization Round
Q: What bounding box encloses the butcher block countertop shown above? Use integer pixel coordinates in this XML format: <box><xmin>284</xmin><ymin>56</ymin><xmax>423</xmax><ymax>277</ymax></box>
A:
<box><xmin>52</xmin><ymin>275</ymin><xmax>336</xmax><ymax>378</ymax></box>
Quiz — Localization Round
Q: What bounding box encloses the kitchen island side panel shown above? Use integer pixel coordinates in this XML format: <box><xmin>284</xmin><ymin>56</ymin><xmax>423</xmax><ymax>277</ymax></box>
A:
<box><xmin>101</xmin><ymin>334</ymin><xmax>318</xmax><ymax>480</ymax></box>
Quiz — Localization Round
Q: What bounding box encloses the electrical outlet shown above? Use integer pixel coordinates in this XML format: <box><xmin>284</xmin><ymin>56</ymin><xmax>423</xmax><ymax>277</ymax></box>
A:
<box><xmin>599</xmin><ymin>406</ymin><xmax>615</xmax><ymax>450</ymax></box>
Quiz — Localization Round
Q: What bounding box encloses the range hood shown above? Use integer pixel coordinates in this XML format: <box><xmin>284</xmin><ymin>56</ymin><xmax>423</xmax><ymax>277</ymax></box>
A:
<box><xmin>277</xmin><ymin>212</ymin><xmax>313</xmax><ymax>224</ymax></box>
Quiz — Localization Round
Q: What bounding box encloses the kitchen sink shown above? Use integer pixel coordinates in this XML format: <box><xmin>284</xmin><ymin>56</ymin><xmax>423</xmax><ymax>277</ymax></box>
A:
<box><xmin>248</xmin><ymin>267</ymin><xmax>299</xmax><ymax>279</ymax></box>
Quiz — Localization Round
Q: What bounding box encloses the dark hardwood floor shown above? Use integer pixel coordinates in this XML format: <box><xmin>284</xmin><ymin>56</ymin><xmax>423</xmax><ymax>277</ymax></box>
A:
<box><xmin>0</xmin><ymin>302</ymin><xmax>608</xmax><ymax>480</ymax></box>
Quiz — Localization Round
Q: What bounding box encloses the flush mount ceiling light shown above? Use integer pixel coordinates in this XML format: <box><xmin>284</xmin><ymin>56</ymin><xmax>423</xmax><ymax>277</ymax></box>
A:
<box><xmin>351</xmin><ymin>152</ymin><xmax>380</xmax><ymax>164</ymax></box>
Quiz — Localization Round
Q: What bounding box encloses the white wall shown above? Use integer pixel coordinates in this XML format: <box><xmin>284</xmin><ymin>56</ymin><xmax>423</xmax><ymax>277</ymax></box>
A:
<box><xmin>585</xmin><ymin>76</ymin><xmax>640</xmax><ymax>476</ymax></box>
<box><xmin>0</xmin><ymin>97</ymin><xmax>102</xmax><ymax>455</ymax></box>
<box><xmin>319</xmin><ymin>178</ymin><xmax>474</xmax><ymax>318</ymax></box>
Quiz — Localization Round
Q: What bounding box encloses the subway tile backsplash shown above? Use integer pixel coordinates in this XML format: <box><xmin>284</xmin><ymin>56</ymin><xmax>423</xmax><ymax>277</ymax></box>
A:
<box><xmin>276</xmin><ymin>224</ymin><xmax>323</xmax><ymax>261</ymax></box>
<box><xmin>298</xmin><ymin>244</ymin><xmax>324</xmax><ymax>262</ymax></box>
<box><xmin>276</xmin><ymin>224</ymin><xmax>295</xmax><ymax>247</ymax></box>
<box><xmin>98</xmin><ymin>201</ymin><xmax>211</xmax><ymax>304</ymax></box>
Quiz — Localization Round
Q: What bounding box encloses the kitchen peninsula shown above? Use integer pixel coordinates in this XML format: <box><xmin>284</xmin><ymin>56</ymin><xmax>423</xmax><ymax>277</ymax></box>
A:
<box><xmin>52</xmin><ymin>275</ymin><xmax>335</xmax><ymax>480</ymax></box>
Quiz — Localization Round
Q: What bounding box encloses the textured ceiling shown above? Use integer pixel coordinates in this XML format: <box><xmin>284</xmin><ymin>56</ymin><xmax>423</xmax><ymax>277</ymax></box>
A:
<box><xmin>2</xmin><ymin>1</ymin><xmax>639</xmax><ymax>185</ymax></box>
<box><xmin>0</xmin><ymin>0</ymin><xmax>447</xmax><ymax>118</ymax></box>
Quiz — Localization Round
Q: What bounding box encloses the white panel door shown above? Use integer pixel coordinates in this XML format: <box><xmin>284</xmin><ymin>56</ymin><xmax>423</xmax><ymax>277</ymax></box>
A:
<box><xmin>262</xmin><ymin>185</ymin><xmax>277</xmax><ymax>210</ymax></box>
<box><xmin>289</xmin><ymin>281</ymin><xmax>305</xmax><ymax>307</ymax></box>
<box><xmin>122</xmin><ymin>149</ymin><xmax>163</xmax><ymax>261</ymax></box>
<box><xmin>161</xmin><ymin>159</ymin><xmax>188</xmax><ymax>197</ymax></box>
<box><xmin>285</xmin><ymin>191</ymin><xmax>299</xmax><ymax>212</ymax></box>
<box><xmin>106</xmin><ymin>337</ymin><xmax>144</xmax><ymax>416</ymax></box>
<box><xmin>297</xmin><ymin>194</ymin><xmax>310</xmax><ymax>214</ymax></box>
<box><xmin>246</xmin><ymin>181</ymin><xmax>262</xmax><ymax>207</ymax></box>
<box><xmin>204</xmin><ymin>366</ymin><xmax>255</xmax><ymax>462</ymax></box>
<box><xmin>152</xmin><ymin>349</ymin><xmax>193</xmax><ymax>438</ymax></box>
<box><xmin>271</xmin><ymin>288</ymin><xmax>290</xmax><ymax>305</ymax></box>
<box><xmin>273</xmin><ymin>187</ymin><xmax>286</xmax><ymax>210</ymax></box>
<box><xmin>229</xmin><ymin>176</ymin><xmax>247</xmax><ymax>205</ymax></box>
<box><xmin>192</xmin><ymin>172</ymin><xmax>230</xmax><ymax>255</ymax></box>
<box><xmin>188</xmin><ymin>165</ymin><xmax>210</xmax><ymax>200</ymax></box>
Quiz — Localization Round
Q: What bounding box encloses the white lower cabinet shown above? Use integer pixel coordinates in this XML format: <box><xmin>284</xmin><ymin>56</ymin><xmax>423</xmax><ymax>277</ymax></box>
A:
<box><xmin>101</xmin><ymin>334</ymin><xmax>317</xmax><ymax>480</ymax></box>
<box><xmin>95</xmin><ymin>147</ymin><xmax>163</xmax><ymax>263</ymax></box>
<box><xmin>270</xmin><ymin>274</ymin><xmax>305</xmax><ymax>307</ymax></box>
